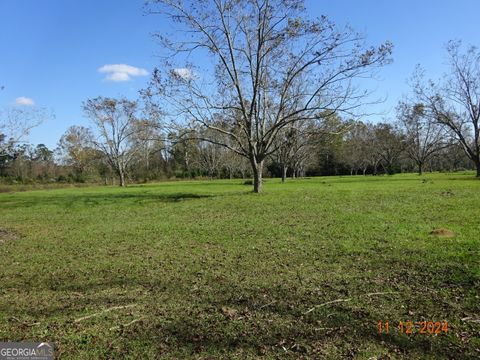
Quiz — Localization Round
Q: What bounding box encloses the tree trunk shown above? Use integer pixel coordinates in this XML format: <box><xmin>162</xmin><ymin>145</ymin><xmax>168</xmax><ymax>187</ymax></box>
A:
<box><xmin>281</xmin><ymin>164</ymin><xmax>287</xmax><ymax>183</ymax></box>
<box><xmin>418</xmin><ymin>162</ymin><xmax>423</xmax><ymax>176</ymax></box>
<box><xmin>252</xmin><ymin>160</ymin><xmax>264</xmax><ymax>193</ymax></box>
<box><xmin>476</xmin><ymin>160</ymin><xmax>480</xmax><ymax>177</ymax></box>
<box><xmin>119</xmin><ymin>170</ymin><xmax>126</xmax><ymax>187</ymax></box>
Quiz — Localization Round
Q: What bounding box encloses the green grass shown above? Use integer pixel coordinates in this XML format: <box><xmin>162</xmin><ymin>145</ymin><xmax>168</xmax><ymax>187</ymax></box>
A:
<box><xmin>0</xmin><ymin>173</ymin><xmax>479</xmax><ymax>359</ymax></box>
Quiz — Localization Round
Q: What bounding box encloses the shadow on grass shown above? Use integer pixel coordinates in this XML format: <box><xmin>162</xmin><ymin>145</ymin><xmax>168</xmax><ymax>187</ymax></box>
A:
<box><xmin>0</xmin><ymin>192</ymin><xmax>216</xmax><ymax>210</ymax></box>
<box><xmin>116</xmin><ymin>284</ymin><xmax>471</xmax><ymax>359</ymax></box>
<box><xmin>80</xmin><ymin>192</ymin><xmax>214</xmax><ymax>204</ymax></box>
<box><xmin>6</xmin><ymin>259</ymin><xmax>478</xmax><ymax>358</ymax></box>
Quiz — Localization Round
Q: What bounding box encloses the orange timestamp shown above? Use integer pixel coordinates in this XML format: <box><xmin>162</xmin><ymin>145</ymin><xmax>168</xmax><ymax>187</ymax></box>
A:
<box><xmin>377</xmin><ymin>320</ymin><xmax>448</xmax><ymax>335</ymax></box>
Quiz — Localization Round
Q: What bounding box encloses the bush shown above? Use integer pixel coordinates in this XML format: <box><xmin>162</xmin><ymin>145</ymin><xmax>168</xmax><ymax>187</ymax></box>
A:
<box><xmin>57</xmin><ymin>175</ymin><xmax>68</xmax><ymax>183</ymax></box>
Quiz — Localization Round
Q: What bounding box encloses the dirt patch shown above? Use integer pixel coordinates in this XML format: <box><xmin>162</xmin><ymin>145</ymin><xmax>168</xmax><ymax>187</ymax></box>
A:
<box><xmin>0</xmin><ymin>228</ymin><xmax>19</xmax><ymax>244</ymax></box>
<box><xmin>430</xmin><ymin>228</ymin><xmax>455</xmax><ymax>238</ymax></box>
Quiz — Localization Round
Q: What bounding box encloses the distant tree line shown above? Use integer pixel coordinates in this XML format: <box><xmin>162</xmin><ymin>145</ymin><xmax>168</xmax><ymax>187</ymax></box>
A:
<box><xmin>0</xmin><ymin>110</ymin><xmax>473</xmax><ymax>186</ymax></box>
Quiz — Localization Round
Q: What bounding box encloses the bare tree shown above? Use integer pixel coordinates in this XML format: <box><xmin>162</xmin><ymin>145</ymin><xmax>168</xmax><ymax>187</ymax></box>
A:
<box><xmin>372</xmin><ymin>122</ymin><xmax>405</xmax><ymax>175</ymax></box>
<box><xmin>146</xmin><ymin>0</ymin><xmax>392</xmax><ymax>192</ymax></box>
<box><xmin>221</xmin><ymin>149</ymin><xmax>249</xmax><ymax>179</ymax></box>
<box><xmin>413</xmin><ymin>41</ymin><xmax>480</xmax><ymax>176</ymax></box>
<box><xmin>342</xmin><ymin>121</ymin><xmax>371</xmax><ymax>175</ymax></box>
<box><xmin>272</xmin><ymin>123</ymin><xmax>315</xmax><ymax>182</ymax></box>
<box><xmin>397</xmin><ymin>101</ymin><xmax>449</xmax><ymax>175</ymax></box>
<box><xmin>83</xmin><ymin>97</ymin><xmax>142</xmax><ymax>187</ymax></box>
<box><xmin>196</xmin><ymin>129</ymin><xmax>226</xmax><ymax>178</ymax></box>
<box><xmin>131</xmin><ymin>118</ymin><xmax>164</xmax><ymax>175</ymax></box>
<box><xmin>0</xmin><ymin>106</ymin><xmax>48</xmax><ymax>155</ymax></box>
<box><xmin>273</xmin><ymin>125</ymin><xmax>300</xmax><ymax>182</ymax></box>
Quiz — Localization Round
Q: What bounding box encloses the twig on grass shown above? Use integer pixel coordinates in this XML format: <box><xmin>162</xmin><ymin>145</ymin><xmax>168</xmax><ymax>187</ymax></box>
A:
<box><xmin>304</xmin><ymin>291</ymin><xmax>398</xmax><ymax>315</ymax></box>
<box><xmin>259</xmin><ymin>300</ymin><xmax>277</xmax><ymax>309</ymax></box>
<box><xmin>74</xmin><ymin>304</ymin><xmax>137</xmax><ymax>323</ymax></box>
<box><xmin>109</xmin><ymin>317</ymin><xmax>144</xmax><ymax>331</ymax></box>
<box><xmin>304</xmin><ymin>299</ymin><xmax>351</xmax><ymax>314</ymax></box>
<box><xmin>9</xmin><ymin>316</ymin><xmax>40</xmax><ymax>326</ymax></box>
<box><xmin>363</xmin><ymin>291</ymin><xmax>398</xmax><ymax>297</ymax></box>
<box><xmin>461</xmin><ymin>317</ymin><xmax>480</xmax><ymax>323</ymax></box>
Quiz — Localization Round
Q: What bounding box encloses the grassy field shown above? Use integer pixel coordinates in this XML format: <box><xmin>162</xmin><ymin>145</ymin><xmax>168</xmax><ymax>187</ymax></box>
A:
<box><xmin>0</xmin><ymin>173</ymin><xmax>479</xmax><ymax>359</ymax></box>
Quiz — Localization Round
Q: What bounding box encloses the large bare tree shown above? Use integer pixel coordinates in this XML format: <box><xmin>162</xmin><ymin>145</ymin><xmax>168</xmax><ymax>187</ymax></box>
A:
<box><xmin>83</xmin><ymin>97</ymin><xmax>142</xmax><ymax>187</ymax></box>
<box><xmin>413</xmin><ymin>41</ymin><xmax>480</xmax><ymax>176</ymax></box>
<box><xmin>146</xmin><ymin>0</ymin><xmax>392</xmax><ymax>192</ymax></box>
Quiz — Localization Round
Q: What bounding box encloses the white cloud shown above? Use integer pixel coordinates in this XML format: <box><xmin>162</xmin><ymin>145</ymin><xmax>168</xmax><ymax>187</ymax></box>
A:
<box><xmin>106</xmin><ymin>72</ymin><xmax>130</xmax><ymax>82</ymax></box>
<box><xmin>98</xmin><ymin>64</ymin><xmax>148</xmax><ymax>82</ymax></box>
<box><xmin>172</xmin><ymin>68</ymin><xmax>196</xmax><ymax>81</ymax></box>
<box><xmin>15</xmin><ymin>97</ymin><xmax>35</xmax><ymax>106</ymax></box>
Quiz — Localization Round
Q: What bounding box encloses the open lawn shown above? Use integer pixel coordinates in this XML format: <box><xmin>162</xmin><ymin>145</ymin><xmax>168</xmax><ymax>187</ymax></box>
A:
<box><xmin>0</xmin><ymin>173</ymin><xmax>479</xmax><ymax>359</ymax></box>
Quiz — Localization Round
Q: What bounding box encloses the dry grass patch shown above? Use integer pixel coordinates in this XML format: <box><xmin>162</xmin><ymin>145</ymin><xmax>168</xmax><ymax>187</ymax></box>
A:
<box><xmin>430</xmin><ymin>228</ymin><xmax>456</xmax><ymax>238</ymax></box>
<box><xmin>0</xmin><ymin>228</ymin><xmax>19</xmax><ymax>244</ymax></box>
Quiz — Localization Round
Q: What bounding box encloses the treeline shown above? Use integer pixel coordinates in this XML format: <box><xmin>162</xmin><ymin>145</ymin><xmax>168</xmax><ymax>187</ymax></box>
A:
<box><xmin>0</xmin><ymin>115</ymin><xmax>473</xmax><ymax>185</ymax></box>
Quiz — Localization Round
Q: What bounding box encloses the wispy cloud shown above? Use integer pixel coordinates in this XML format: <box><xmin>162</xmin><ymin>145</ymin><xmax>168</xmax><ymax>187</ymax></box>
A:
<box><xmin>172</xmin><ymin>68</ymin><xmax>196</xmax><ymax>81</ymax></box>
<box><xmin>98</xmin><ymin>64</ymin><xmax>148</xmax><ymax>82</ymax></box>
<box><xmin>15</xmin><ymin>96</ymin><xmax>35</xmax><ymax>106</ymax></box>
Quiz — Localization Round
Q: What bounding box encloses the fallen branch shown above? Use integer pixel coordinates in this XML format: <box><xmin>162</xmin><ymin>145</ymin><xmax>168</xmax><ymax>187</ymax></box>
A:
<box><xmin>9</xmin><ymin>316</ymin><xmax>40</xmax><ymax>327</ymax></box>
<box><xmin>109</xmin><ymin>317</ymin><xmax>143</xmax><ymax>331</ymax></box>
<box><xmin>259</xmin><ymin>300</ymin><xmax>276</xmax><ymax>309</ymax></box>
<box><xmin>304</xmin><ymin>299</ymin><xmax>352</xmax><ymax>314</ymax></box>
<box><xmin>314</xmin><ymin>327</ymin><xmax>336</xmax><ymax>331</ymax></box>
<box><xmin>304</xmin><ymin>291</ymin><xmax>398</xmax><ymax>315</ymax></box>
<box><xmin>74</xmin><ymin>304</ymin><xmax>137</xmax><ymax>323</ymax></box>
<box><xmin>364</xmin><ymin>291</ymin><xmax>398</xmax><ymax>297</ymax></box>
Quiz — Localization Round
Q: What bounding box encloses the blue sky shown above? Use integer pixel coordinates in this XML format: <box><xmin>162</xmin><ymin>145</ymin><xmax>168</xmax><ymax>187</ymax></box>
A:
<box><xmin>1</xmin><ymin>0</ymin><xmax>480</xmax><ymax>148</ymax></box>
